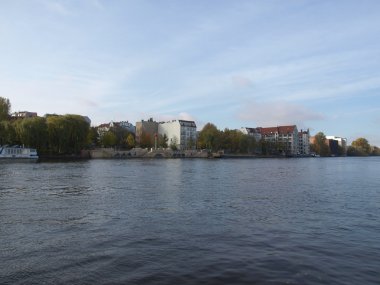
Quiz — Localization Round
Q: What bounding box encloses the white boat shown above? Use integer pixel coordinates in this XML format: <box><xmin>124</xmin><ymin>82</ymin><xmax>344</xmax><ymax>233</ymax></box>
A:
<box><xmin>0</xmin><ymin>145</ymin><xmax>39</xmax><ymax>161</ymax></box>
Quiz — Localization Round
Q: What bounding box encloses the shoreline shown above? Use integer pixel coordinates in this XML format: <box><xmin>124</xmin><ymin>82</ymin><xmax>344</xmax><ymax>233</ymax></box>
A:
<box><xmin>37</xmin><ymin>148</ymin><xmax>334</xmax><ymax>161</ymax></box>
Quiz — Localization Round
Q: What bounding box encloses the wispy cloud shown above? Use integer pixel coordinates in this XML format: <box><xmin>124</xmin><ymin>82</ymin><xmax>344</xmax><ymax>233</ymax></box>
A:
<box><xmin>238</xmin><ymin>100</ymin><xmax>325</xmax><ymax>128</ymax></box>
<box><xmin>87</xmin><ymin>0</ymin><xmax>104</xmax><ymax>10</ymax></box>
<box><xmin>39</xmin><ymin>0</ymin><xmax>71</xmax><ymax>16</ymax></box>
<box><xmin>286</xmin><ymin>77</ymin><xmax>380</xmax><ymax>102</ymax></box>
<box><xmin>231</xmin><ymin>76</ymin><xmax>253</xmax><ymax>88</ymax></box>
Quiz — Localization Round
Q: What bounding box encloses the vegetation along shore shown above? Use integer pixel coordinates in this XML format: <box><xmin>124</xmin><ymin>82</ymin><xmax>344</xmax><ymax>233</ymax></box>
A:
<box><xmin>1</xmin><ymin>97</ymin><xmax>379</xmax><ymax>159</ymax></box>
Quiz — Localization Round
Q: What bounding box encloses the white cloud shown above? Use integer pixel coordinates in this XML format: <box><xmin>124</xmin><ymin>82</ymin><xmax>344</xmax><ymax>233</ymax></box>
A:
<box><xmin>238</xmin><ymin>100</ymin><xmax>324</xmax><ymax>128</ymax></box>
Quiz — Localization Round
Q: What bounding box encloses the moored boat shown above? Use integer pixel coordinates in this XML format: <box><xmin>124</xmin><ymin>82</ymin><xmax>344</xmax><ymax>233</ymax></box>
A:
<box><xmin>0</xmin><ymin>145</ymin><xmax>39</xmax><ymax>162</ymax></box>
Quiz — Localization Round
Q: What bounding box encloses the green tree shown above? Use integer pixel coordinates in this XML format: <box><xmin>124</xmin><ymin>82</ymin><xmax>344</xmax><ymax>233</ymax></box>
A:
<box><xmin>13</xmin><ymin>117</ymin><xmax>48</xmax><ymax>152</ymax></box>
<box><xmin>111</xmin><ymin>125</ymin><xmax>131</xmax><ymax>149</ymax></box>
<box><xmin>87</xmin><ymin>127</ymin><xmax>100</xmax><ymax>147</ymax></box>
<box><xmin>197</xmin><ymin>123</ymin><xmax>220</xmax><ymax>151</ymax></box>
<box><xmin>239</xmin><ymin>133</ymin><xmax>255</xmax><ymax>154</ymax></box>
<box><xmin>126</xmin><ymin>133</ymin><xmax>135</xmax><ymax>149</ymax></box>
<box><xmin>0</xmin><ymin>120</ymin><xmax>16</xmax><ymax>145</ymax></box>
<box><xmin>372</xmin><ymin>146</ymin><xmax>380</xmax><ymax>156</ymax></box>
<box><xmin>351</xmin><ymin>137</ymin><xmax>371</xmax><ymax>155</ymax></box>
<box><xmin>46</xmin><ymin>115</ymin><xmax>90</xmax><ymax>154</ymax></box>
<box><xmin>311</xmin><ymin>132</ymin><xmax>330</xmax><ymax>157</ymax></box>
<box><xmin>159</xmin><ymin>134</ymin><xmax>168</xmax><ymax>148</ymax></box>
<box><xmin>100</xmin><ymin>131</ymin><xmax>117</xmax><ymax>147</ymax></box>
<box><xmin>170</xmin><ymin>136</ymin><xmax>178</xmax><ymax>151</ymax></box>
<box><xmin>0</xmin><ymin>97</ymin><xmax>11</xmax><ymax>121</ymax></box>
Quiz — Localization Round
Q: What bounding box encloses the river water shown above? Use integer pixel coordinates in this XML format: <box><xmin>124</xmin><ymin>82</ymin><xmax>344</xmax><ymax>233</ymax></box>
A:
<box><xmin>1</xmin><ymin>158</ymin><xmax>379</xmax><ymax>284</ymax></box>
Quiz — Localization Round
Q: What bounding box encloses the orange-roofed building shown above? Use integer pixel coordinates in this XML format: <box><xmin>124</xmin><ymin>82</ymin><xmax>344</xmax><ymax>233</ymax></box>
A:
<box><xmin>258</xmin><ymin>125</ymin><xmax>299</xmax><ymax>155</ymax></box>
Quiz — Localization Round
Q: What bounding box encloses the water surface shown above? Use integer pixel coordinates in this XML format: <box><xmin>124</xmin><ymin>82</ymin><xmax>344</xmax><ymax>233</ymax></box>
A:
<box><xmin>1</xmin><ymin>158</ymin><xmax>380</xmax><ymax>284</ymax></box>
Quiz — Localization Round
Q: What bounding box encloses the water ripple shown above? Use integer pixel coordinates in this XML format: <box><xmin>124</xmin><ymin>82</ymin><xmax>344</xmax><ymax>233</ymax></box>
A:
<box><xmin>1</xmin><ymin>158</ymin><xmax>380</xmax><ymax>284</ymax></box>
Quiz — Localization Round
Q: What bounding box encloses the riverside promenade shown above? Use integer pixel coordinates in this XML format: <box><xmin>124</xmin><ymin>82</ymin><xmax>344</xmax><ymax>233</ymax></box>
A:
<box><xmin>89</xmin><ymin>148</ymin><xmax>210</xmax><ymax>159</ymax></box>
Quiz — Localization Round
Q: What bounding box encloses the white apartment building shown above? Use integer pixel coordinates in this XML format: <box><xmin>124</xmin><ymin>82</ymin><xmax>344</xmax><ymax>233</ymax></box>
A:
<box><xmin>158</xmin><ymin>120</ymin><xmax>197</xmax><ymax>150</ymax></box>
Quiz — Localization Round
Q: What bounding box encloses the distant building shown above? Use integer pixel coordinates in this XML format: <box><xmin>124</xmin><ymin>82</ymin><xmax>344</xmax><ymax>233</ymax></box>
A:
<box><xmin>240</xmin><ymin>127</ymin><xmax>262</xmax><ymax>141</ymax></box>
<box><xmin>97</xmin><ymin>121</ymin><xmax>135</xmax><ymax>137</ymax></box>
<box><xmin>259</xmin><ymin>125</ymin><xmax>299</xmax><ymax>155</ymax></box>
<box><xmin>11</xmin><ymin>111</ymin><xmax>37</xmax><ymax>118</ymax></box>
<box><xmin>117</xmin><ymin>121</ymin><xmax>135</xmax><ymax>134</ymax></box>
<box><xmin>326</xmin><ymin>136</ymin><xmax>347</xmax><ymax>155</ymax></box>
<box><xmin>298</xmin><ymin>129</ymin><xmax>310</xmax><ymax>155</ymax></box>
<box><xmin>135</xmin><ymin>118</ymin><xmax>159</xmax><ymax>146</ymax></box>
<box><xmin>158</xmin><ymin>120</ymin><xmax>197</xmax><ymax>150</ymax></box>
<box><xmin>327</xmin><ymin>139</ymin><xmax>339</xmax><ymax>156</ymax></box>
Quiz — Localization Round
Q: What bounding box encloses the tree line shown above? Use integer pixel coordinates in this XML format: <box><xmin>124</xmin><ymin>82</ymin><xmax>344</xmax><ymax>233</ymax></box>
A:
<box><xmin>88</xmin><ymin>125</ymin><xmax>136</xmax><ymax>149</ymax></box>
<box><xmin>197</xmin><ymin>123</ymin><xmax>258</xmax><ymax>154</ymax></box>
<box><xmin>0</xmin><ymin>97</ymin><xmax>90</xmax><ymax>155</ymax></box>
<box><xmin>310</xmin><ymin>132</ymin><xmax>380</xmax><ymax>157</ymax></box>
<box><xmin>3</xmin><ymin>96</ymin><xmax>379</xmax><ymax>156</ymax></box>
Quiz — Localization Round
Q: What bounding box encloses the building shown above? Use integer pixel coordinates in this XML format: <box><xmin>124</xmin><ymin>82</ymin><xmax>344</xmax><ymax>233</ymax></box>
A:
<box><xmin>326</xmin><ymin>136</ymin><xmax>347</xmax><ymax>155</ymax></box>
<box><xmin>240</xmin><ymin>127</ymin><xmax>262</xmax><ymax>141</ymax></box>
<box><xmin>259</xmin><ymin>125</ymin><xmax>299</xmax><ymax>155</ymax></box>
<box><xmin>117</xmin><ymin>121</ymin><xmax>135</xmax><ymax>134</ymax></box>
<box><xmin>158</xmin><ymin>120</ymin><xmax>197</xmax><ymax>150</ymax></box>
<box><xmin>11</xmin><ymin>111</ymin><xmax>37</xmax><ymax>118</ymax></box>
<box><xmin>135</xmin><ymin>119</ymin><xmax>159</xmax><ymax>146</ymax></box>
<box><xmin>326</xmin><ymin>139</ymin><xmax>340</xmax><ymax>156</ymax></box>
<box><xmin>298</xmin><ymin>129</ymin><xmax>310</xmax><ymax>155</ymax></box>
<box><xmin>97</xmin><ymin>121</ymin><xmax>135</xmax><ymax>137</ymax></box>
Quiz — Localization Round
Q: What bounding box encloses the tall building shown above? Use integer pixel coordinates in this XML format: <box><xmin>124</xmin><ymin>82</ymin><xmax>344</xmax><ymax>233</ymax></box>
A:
<box><xmin>158</xmin><ymin>120</ymin><xmax>197</xmax><ymax>150</ymax></box>
<box><xmin>298</xmin><ymin>129</ymin><xmax>310</xmax><ymax>155</ymax></box>
<box><xmin>135</xmin><ymin>118</ymin><xmax>159</xmax><ymax>146</ymax></box>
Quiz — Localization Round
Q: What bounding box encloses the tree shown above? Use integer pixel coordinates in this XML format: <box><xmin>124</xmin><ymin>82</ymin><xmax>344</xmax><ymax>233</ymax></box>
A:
<box><xmin>159</xmin><ymin>134</ymin><xmax>168</xmax><ymax>148</ymax></box>
<box><xmin>0</xmin><ymin>120</ymin><xmax>16</xmax><ymax>145</ymax></box>
<box><xmin>140</xmin><ymin>133</ymin><xmax>153</xmax><ymax>148</ymax></box>
<box><xmin>111</xmin><ymin>125</ymin><xmax>131</xmax><ymax>149</ymax></box>
<box><xmin>0</xmin><ymin>97</ymin><xmax>11</xmax><ymax>121</ymax></box>
<box><xmin>351</xmin><ymin>138</ymin><xmax>371</xmax><ymax>155</ymax></box>
<box><xmin>87</xmin><ymin>127</ymin><xmax>100</xmax><ymax>147</ymax></box>
<box><xmin>311</xmin><ymin>132</ymin><xmax>330</xmax><ymax>156</ymax></box>
<box><xmin>170</xmin><ymin>136</ymin><xmax>178</xmax><ymax>151</ymax></box>
<box><xmin>372</xmin><ymin>146</ymin><xmax>380</xmax><ymax>156</ymax></box>
<box><xmin>197</xmin><ymin>123</ymin><xmax>220</xmax><ymax>151</ymax></box>
<box><xmin>46</xmin><ymin>114</ymin><xmax>90</xmax><ymax>154</ymax></box>
<box><xmin>13</xmin><ymin>117</ymin><xmax>48</xmax><ymax>152</ymax></box>
<box><xmin>100</xmin><ymin>131</ymin><xmax>117</xmax><ymax>148</ymax></box>
<box><xmin>126</xmin><ymin>133</ymin><xmax>135</xmax><ymax>149</ymax></box>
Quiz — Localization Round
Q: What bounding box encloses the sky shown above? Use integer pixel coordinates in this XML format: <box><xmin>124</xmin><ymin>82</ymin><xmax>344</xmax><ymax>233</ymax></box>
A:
<box><xmin>1</xmin><ymin>0</ymin><xmax>380</xmax><ymax>145</ymax></box>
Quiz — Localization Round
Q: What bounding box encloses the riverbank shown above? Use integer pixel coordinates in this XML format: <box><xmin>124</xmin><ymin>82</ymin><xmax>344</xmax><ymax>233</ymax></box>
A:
<box><xmin>38</xmin><ymin>148</ymin><xmax>329</xmax><ymax>161</ymax></box>
<box><xmin>89</xmin><ymin>148</ymin><xmax>209</xmax><ymax>159</ymax></box>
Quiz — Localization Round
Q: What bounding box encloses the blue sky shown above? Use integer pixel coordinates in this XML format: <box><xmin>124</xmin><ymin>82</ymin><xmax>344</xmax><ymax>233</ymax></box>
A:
<box><xmin>1</xmin><ymin>0</ymin><xmax>380</xmax><ymax>145</ymax></box>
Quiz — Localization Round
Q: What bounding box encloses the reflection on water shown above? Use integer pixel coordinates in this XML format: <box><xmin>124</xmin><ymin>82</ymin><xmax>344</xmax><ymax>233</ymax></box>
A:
<box><xmin>1</xmin><ymin>157</ymin><xmax>380</xmax><ymax>284</ymax></box>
